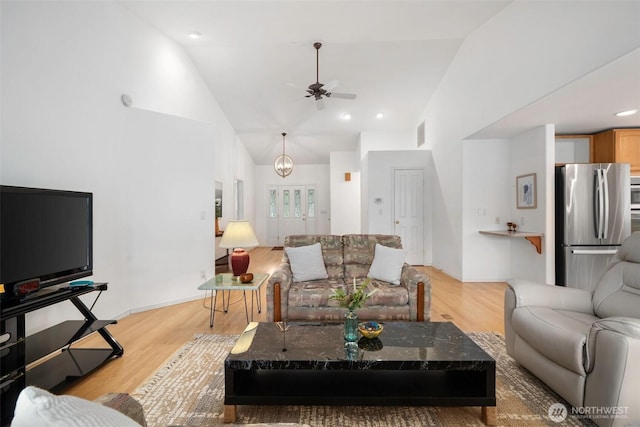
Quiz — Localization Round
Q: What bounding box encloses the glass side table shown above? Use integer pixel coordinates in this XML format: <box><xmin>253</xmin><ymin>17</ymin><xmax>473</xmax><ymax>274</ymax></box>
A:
<box><xmin>198</xmin><ymin>273</ymin><xmax>269</xmax><ymax>327</ymax></box>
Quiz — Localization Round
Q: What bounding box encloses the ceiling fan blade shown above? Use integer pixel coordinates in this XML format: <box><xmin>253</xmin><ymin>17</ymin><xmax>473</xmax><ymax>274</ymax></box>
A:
<box><xmin>323</xmin><ymin>80</ymin><xmax>339</xmax><ymax>91</ymax></box>
<box><xmin>316</xmin><ymin>98</ymin><xmax>325</xmax><ymax>110</ymax></box>
<box><xmin>327</xmin><ymin>92</ymin><xmax>357</xmax><ymax>100</ymax></box>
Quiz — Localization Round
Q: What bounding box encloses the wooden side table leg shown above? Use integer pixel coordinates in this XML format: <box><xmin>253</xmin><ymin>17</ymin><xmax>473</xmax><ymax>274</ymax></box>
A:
<box><xmin>274</xmin><ymin>283</ymin><xmax>282</xmax><ymax>322</ymax></box>
<box><xmin>481</xmin><ymin>406</ymin><xmax>497</xmax><ymax>425</ymax></box>
<box><xmin>417</xmin><ymin>282</ymin><xmax>424</xmax><ymax>322</ymax></box>
<box><xmin>223</xmin><ymin>405</ymin><xmax>237</xmax><ymax>423</ymax></box>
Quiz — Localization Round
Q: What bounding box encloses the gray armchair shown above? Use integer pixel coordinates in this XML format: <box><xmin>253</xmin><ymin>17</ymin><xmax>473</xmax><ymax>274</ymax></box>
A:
<box><xmin>505</xmin><ymin>232</ymin><xmax>640</xmax><ymax>427</ymax></box>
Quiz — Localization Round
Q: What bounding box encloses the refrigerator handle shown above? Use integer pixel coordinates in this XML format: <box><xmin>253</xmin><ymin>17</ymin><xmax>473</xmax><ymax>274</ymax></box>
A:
<box><xmin>602</xmin><ymin>169</ymin><xmax>609</xmax><ymax>239</ymax></box>
<box><xmin>594</xmin><ymin>169</ymin><xmax>605</xmax><ymax>239</ymax></box>
<box><xmin>571</xmin><ymin>249</ymin><xmax>619</xmax><ymax>255</ymax></box>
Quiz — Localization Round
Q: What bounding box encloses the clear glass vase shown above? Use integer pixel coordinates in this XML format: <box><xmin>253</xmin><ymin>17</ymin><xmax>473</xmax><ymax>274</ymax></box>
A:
<box><xmin>344</xmin><ymin>310</ymin><xmax>359</xmax><ymax>342</ymax></box>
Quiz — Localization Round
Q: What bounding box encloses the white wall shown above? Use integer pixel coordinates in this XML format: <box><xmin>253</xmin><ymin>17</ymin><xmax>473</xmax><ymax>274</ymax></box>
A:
<box><xmin>330</xmin><ymin>151</ymin><xmax>361</xmax><ymax>235</ymax></box>
<box><xmin>462</xmin><ymin>127</ymin><xmax>555</xmax><ymax>283</ymax></box>
<box><xmin>215</xmin><ymin>132</ymin><xmax>257</xmax><ymax>230</ymax></box>
<box><xmin>253</xmin><ymin>164</ymin><xmax>330</xmax><ymax>245</ymax></box>
<box><xmin>235</xmin><ymin>137</ymin><xmax>257</xmax><ymax>223</ymax></box>
<box><xmin>357</xmin><ymin>130</ymin><xmax>427</xmax><ymax>251</ymax></box>
<box><xmin>509</xmin><ymin>125</ymin><xmax>555</xmax><ymax>284</ymax></box>
<box><xmin>1</xmin><ymin>1</ymin><xmax>254</xmax><ymax>334</ymax></box>
<box><xmin>556</xmin><ymin>137</ymin><xmax>590</xmax><ymax>164</ymax></box>
<box><xmin>359</xmin><ymin>131</ymin><xmax>416</xmax><ymax>157</ymax></box>
<box><xmin>420</xmin><ymin>1</ymin><xmax>640</xmax><ymax>279</ymax></box>
<box><xmin>462</xmin><ymin>139</ymin><xmax>512</xmax><ymax>281</ymax></box>
<box><xmin>363</xmin><ymin>150</ymin><xmax>433</xmax><ymax>265</ymax></box>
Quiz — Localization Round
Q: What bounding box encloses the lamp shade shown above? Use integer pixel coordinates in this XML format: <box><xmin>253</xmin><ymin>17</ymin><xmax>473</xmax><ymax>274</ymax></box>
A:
<box><xmin>219</xmin><ymin>220</ymin><xmax>259</xmax><ymax>249</ymax></box>
<box><xmin>219</xmin><ymin>221</ymin><xmax>259</xmax><ymax>276</ymax></box>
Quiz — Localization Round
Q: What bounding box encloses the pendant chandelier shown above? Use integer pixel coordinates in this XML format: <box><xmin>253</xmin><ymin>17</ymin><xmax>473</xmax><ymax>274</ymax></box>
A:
<box><xmin>274</xmin><ymin>132</ymin><xmax>293</xmax><ymax>178</ymax></box>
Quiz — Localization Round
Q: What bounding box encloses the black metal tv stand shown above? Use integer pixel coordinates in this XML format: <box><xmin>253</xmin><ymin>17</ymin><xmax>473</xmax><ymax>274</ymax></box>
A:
<box><xmin>0</xmin><ymin>283</ymin><xmax>123</xmax><ymax>426</ymax></box>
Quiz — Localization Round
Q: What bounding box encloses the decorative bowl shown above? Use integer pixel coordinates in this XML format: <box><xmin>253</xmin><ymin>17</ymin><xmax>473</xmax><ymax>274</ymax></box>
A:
<box><xmin>358</xmin><ymin>321</ymin><xmax>383</xmax><ymax>339</ymax></box>
<box><xmin>239</xmin><ymin>273</ymin><xmax>254</xmax><ymax>283</ymax></box>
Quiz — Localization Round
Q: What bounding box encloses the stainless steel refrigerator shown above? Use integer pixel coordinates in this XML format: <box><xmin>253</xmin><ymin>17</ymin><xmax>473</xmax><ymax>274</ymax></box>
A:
<box><xmin>555</xmin><ymin>163</ymin><xmax>630</xmax><ymax>291</ymax></box>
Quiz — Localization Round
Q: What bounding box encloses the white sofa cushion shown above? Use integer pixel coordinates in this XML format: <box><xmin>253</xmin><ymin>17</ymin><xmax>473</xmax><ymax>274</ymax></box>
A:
<box><xmin>367</xmin><ymin>243</ymin><xmax>406</xmax><ymax>285</ymax></box>
<box><xmin>284</xmin><ymin>242</ymin><xmax>328</xmax><ymax>282</ymax></box>
<box><xmin>12</xmin><ymin>386</ymin><xmax>141</xmax><ymax>427</ymax></box>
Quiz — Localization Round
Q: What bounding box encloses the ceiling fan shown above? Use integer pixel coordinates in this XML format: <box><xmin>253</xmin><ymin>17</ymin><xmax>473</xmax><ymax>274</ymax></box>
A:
<box><xmin>305</xmin><ymin>42</ymin><xmax>356</xmax><ymax>110</ymax></box>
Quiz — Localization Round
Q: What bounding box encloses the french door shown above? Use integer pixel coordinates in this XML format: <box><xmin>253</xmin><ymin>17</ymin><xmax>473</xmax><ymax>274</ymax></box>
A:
<box><xmin>266</xmin><ymin>185</ymin><xmax>317</xmax><ymax>246</ymax></box>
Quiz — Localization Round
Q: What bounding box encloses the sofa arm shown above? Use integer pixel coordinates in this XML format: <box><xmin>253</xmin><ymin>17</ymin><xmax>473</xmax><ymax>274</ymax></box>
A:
<box><xmin>507</xmin><ymin>279</ymin><xmax>593</xmax><ymax>313</ymax></box>
<box><xmin>584</xmin><ymin>317</ymin><xmax>640</xmax><ymax>425</ymax></box>
<box><xmin>401</xmin><ymin>264</ymin><xmax>431</xmax><ymax>321</ymax></box>
<box><xmin>504</xmin><ymin>280</ymin><xmax>594</xmax><ymax>356</ymax></box>
<box><xmin>586</xmin><ymin>317</ymin><xmax>640</xmax><ymax>371</ymax></box>
<box><xmin>266</xmin><ymin>262</ymin><xmax>292</xmax><ymax>322</ymax></box>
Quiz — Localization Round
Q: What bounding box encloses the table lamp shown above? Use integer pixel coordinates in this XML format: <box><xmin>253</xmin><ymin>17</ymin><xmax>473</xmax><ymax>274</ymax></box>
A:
<box><xmin>219</xmin><ymin>220</ymin><xmax>259</xmax><ymax>276</ymax></box>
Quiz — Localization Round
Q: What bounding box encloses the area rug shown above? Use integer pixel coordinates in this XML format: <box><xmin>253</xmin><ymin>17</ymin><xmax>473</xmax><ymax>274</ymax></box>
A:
<box><xmin>132</xmin><ymin>332</ymin><xmax>596</xmax><ymax>427</ymax></box>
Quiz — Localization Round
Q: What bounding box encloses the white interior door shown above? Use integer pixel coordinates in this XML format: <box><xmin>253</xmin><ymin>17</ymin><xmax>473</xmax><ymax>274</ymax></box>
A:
<box><xmin>266</xmin><ymin>185</ymin><xmax>317</xmax><ymax>246</ymax></box>
<box><xmin>394</xmin><ymin>169</ymin><xmax>425</xmax><ymax>265</ymax></box>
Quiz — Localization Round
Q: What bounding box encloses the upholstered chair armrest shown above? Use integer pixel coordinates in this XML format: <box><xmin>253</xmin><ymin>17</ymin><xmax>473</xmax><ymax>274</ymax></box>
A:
<box><xmin>592</xmin><ymin>317</ymin><xmax>640</xmax><ymax>338</ymax></box>
<box><xmin>507</xmin><ymin>279</ymin><xmax>593</xmax><ymax>313</ymax></box>
<box><xmin>401</xmin><ymin>264</ymin><xmax>432</xmax><ymax>321</ymax></box>
<box><xmin>266</xmin><ymin>262</ymin><xmax>292</xmax><ymax>322</ymax></box>
<box><xmin>584</xmin><ymin>317</ymin><xmax>640</xmax><ymax>421</ymax></box>
<box><xmin>504</xmin><ymin>280</ymin><xmax>594</xmax><ymax>357</ymax></box>
<box><xmin>586</xmin><ymin>317</ymin><xmax>640</xmax><ymax>370</ymax></box>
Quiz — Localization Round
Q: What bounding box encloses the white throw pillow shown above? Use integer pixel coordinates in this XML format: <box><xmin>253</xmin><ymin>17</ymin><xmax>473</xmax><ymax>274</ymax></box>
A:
<box><xmin>284</xmin><ymin>242</ymin><xmax>328</xmax><ymax>282</ymax></box>
<box><xmin>12</xmin><ymin>386</ymin><xmax>141</xmax><ymax>427</ymax></box>
<box><xmin>367</xmin><ymin>243</ymin><xmax>406</xmax><ymax>285</ymax></box>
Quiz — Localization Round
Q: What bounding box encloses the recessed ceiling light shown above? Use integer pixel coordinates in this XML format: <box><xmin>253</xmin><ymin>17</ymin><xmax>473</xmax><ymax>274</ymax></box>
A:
<box><xmin>341</xmin><ymin>113</ymin><xmax>351</xmax><ymax>121</ymax></box>
<box><xmin>615</xmin><ymin>109</ymin><xmax>638</xmax><ymax>117</ymax></box>
<box><xmin>189</xmin><ymin>32</ymin><xmax>201</xmax><ymax>39</ymax></box>
<box><xmin>376</xmin><ymin>112</ymin><xmax>384</xmax><ymax>119</ymax></box>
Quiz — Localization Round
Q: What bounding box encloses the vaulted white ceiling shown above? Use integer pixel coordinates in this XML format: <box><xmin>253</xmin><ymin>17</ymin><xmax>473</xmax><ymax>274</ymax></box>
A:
<box><xmin>122</xmin><ymin>1</ymin><xmax>640</xmax><ymax>164</ymax></box>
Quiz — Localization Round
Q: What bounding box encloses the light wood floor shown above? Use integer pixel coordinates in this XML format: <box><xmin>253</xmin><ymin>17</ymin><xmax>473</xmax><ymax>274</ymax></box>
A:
<box><xmin>60</xmin><ymin>247</ymin><xmax>507</xmax><ymax>400</ymax></box>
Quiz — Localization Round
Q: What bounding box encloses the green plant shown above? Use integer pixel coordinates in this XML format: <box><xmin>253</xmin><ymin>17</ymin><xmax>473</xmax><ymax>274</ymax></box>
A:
<box><xmin>330</xmin><ymin>278</ymin><xmax>377</xmax><ymax>311</ymax></box>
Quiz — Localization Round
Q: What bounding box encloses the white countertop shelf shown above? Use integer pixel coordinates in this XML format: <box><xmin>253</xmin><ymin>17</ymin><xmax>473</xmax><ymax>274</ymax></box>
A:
<box><xmin>479</xmin><ymin>230</ymin><xmax>543</xmax><ymax>254</ymax></box>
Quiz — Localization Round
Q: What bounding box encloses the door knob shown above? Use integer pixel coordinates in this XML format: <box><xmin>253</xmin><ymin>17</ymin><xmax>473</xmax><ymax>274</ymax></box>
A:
<box><xmin>395</xmin><ymin>220</ymin><xmax>400</xmax><ymax>224</ymax></box>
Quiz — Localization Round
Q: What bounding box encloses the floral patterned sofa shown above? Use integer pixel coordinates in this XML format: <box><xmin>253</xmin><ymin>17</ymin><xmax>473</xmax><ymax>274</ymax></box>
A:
<box><xmin>266</xmin><ymin>234</ymin><xmax>431</xmax><ymax>322</ymax></box>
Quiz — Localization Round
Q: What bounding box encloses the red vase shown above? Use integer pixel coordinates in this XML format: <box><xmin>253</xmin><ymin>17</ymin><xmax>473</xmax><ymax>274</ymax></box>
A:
<box><xmin>230</xmin><ymin>248</ymin><xmax>250</xmax><ymax>276</ymax></box>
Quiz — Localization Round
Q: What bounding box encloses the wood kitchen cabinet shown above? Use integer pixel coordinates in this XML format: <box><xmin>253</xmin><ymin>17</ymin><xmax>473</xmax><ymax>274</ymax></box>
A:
<box><xmin>591</xmin><ymin>128</ymin><xmax>640</xmax><ymax>174</ymax></box>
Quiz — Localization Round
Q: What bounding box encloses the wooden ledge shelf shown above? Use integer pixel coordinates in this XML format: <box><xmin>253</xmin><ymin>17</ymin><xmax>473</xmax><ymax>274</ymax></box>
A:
<box><xmin>479</xmin><ymin>230</ymin><xmax>543</xmax><ymax>254</ymax></box>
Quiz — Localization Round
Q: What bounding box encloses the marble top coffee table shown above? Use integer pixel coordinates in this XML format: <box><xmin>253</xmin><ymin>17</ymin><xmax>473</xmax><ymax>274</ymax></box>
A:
<box><xmin>224</xmin><ymin>321</ymin><xmax>496</xmax><ymax>425</ymax></box>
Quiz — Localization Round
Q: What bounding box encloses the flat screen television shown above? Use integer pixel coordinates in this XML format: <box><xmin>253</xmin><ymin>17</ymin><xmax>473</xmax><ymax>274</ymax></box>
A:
<box><xmin>0</xmin><ymin>185</ymin><xmax>93</xmax><ymax>301</ymax></box>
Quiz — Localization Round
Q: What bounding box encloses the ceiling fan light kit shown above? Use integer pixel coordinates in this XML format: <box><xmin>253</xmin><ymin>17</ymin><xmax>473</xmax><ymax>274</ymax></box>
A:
<box><xmin>305</xmin><ymin>42</ymin><xmax>356</xmax><ymax>110</ymax></box>
<box><xmin>274</xmin><ymin>132</ymin><xmax>293</xmax><ymax>178</ymax></box>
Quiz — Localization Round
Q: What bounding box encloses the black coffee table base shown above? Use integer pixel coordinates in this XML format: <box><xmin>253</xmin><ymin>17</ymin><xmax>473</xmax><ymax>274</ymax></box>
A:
<box><xmin>224</xmin><ymin>322</ymin><xmax>496</xmax><ymax>425</ymax></box>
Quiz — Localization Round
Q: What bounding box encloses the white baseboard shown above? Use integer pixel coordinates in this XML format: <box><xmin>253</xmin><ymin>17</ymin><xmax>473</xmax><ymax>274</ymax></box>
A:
<box><xmin>114</xmin><ymin>293</ymin><xmax>210</xmax><ymax>320</ymax></box>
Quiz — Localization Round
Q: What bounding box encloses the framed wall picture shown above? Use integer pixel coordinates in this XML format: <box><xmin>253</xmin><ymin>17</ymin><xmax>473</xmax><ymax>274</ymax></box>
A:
<box><xmin>516</xmin><ymin>173</ymin><xmax>537</xmax><ymax>209</ymax></box>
